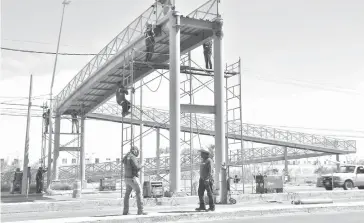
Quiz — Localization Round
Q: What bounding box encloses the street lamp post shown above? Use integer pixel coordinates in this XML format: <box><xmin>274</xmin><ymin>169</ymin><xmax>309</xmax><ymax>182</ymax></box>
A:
<box><xmin>47</xmin><ymin>0</ymin><xmax>71</xmax><ymax>189</ymax></box>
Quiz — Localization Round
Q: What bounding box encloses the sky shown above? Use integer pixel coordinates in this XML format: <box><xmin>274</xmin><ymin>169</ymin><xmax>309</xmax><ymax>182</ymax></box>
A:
<box><xmin>1</xmin><ymin>0</ymin><xmax>364</xmax><ymax>166</ymax></box>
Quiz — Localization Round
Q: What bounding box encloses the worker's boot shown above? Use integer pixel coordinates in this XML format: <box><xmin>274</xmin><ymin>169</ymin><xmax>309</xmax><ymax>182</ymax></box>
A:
<box><xmin>137</xmin><ymin>210</ymin><xmax>147</xmax><ymax>215</ymax></box>
<box><xmin>207</xmin><ymin>205</ymin><xmax>215</xmax><ymax>212</ymax></box>
<box><xmin>195</xmin><ymin>203</ymin><xmax>206</xmax><ymax>211</ymax></box>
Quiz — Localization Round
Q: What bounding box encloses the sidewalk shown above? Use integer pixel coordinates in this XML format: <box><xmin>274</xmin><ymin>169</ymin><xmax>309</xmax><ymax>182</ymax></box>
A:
<box><xmin>3</xmin><ymin>189</ymin><xmax>364</xmax><ymax>214</ymax></box>
<box><xmin>5</xmin><ymin>201</ymin><xmax>364</xmax><ymax>223</ymax></box>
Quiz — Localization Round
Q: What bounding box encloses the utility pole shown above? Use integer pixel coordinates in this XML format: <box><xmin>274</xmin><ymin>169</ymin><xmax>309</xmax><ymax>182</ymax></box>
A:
<box><xmin>21</xmin><ymin>75</ymin><xmax>33</xmax><ymax>197</ymax></box>
<box><xmin>47</xmin><ymin>0</ymin><xmax>71</xmax><ymax>189</ymax></box>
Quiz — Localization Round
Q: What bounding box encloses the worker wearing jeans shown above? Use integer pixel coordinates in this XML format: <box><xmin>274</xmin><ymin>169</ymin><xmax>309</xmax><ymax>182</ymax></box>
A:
<box><xmin>122</xmin><ymin>146</ymin><xmax>146</xmax><ymax>215</ymax></box>
<box><xmin>196</xmin><ymin>148</ymin><xmax>215</xmax><ymax>211</ymax></box>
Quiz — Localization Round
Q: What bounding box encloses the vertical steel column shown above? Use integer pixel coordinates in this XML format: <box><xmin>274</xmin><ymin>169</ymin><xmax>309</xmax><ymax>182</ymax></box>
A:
<box><xmin>139</xmin><ymin>80</ymin><xmax>144</xmax><ymax>185</ymax></box>
<box><xmin>336</xmin><ymin>154</ymin><xmax>340</xmax><ymax>171</ymax></box>
<box><xmin>284</xmin><ymin>146</ymin><xmax>288</xmax><ymax>182</ymax></box>
<box><xmin>53</xmin><ymin>114</ymin><xmax>61</xmax><ymax>180</ymax></box>
<box><xmin>121</xmin><ymin>121</ymin><xmax>124</xmax><ymax>198</ymax></box>
<box><xmin>80</xmin><ymin>116</ymin><xmax>86</xmax><ymax>188</ymax></box>
<box><xmin>168</xmin><ymin>10</ymin><xmax>181</xmax><ymax>193</ymax></box>
<box><xmin>225</xmin><ymin>76</ymin><xmax>229</xmax><ymax>166</ymax></box>
<box><xmin>213</xmin><ymin>17</ymin><xmax>227</xmax><ymax>204</ymax></box>
<box><xmin>156</xmin><ymin>128</ymin><xmax>160</xmax><ymax>180</ymax></box>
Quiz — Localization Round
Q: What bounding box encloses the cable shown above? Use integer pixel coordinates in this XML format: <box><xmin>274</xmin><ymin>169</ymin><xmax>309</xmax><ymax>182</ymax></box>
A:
<box><xmin>142</xmin><ymin>75</ymin><xmax>163</xmax><ymax>92</ymax></box>
<box><xmin>1</xmin><ymin>47</ymin><xmax>101</xmax><ymax>56</ymax></box>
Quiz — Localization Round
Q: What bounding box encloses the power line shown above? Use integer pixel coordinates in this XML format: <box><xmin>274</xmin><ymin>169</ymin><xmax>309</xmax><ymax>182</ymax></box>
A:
<box><xmin>1</xmin><ymin>47</ymin><xmax>101</xmax><ymax>56</ymax></box>
<box><xmin>2</xmin><ymin>38</ymin><xmax>87</xmax><ymax>48</ymax></box>
<box><xmin>0</xmin><ymin>102</ymin><xmax>44</xmax><ymax>108</ymax></box>
<box><xmin>246</xmin><ymin>73</ymin><xmax>363</xmax><ymax>96</ymax></box>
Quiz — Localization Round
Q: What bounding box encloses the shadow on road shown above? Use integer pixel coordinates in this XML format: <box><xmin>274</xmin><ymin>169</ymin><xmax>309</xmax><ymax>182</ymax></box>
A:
<box><xmin>1</xmin><ymin>194</ymin><xmax>57</xmax><ymax>203</ymax></box>
<box><xmin>158</xmin><ymin>211</ymin><xmax>201</xmax><ymax>214</ymax></box>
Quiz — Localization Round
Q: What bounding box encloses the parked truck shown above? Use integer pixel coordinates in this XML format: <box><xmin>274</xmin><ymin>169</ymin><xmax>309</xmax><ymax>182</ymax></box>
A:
<box><xmin>321</xmin><ymin>165</ymin><xmax>364</xmax><ymax>190</ymax></box>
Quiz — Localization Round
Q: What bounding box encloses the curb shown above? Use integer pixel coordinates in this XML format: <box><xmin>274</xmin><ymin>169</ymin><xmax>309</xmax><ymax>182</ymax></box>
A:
<box><xmin>8</xmin><ymin>202</ymin><xmax>364</xmax><ymax>223</ymax></box>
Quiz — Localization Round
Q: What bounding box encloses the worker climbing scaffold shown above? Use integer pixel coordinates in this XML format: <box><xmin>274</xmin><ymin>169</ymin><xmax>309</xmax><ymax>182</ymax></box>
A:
<box><xmin>116</xmin><ymin>82</ymin><xmax>134</xmax><ymax>117</ymax></box>
<box><xmin>42</xmin><ymin>109</ymin><xmax>50</xmax><ymax>133</ymax></box>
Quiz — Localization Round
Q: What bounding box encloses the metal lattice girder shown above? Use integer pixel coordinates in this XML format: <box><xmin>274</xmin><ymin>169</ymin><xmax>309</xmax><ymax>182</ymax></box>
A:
<box><xmin>54</xmin><ymin>0</ymin><xmax>219</xmax><ymax>115</ymax></box>
<box><xmin>89</xmin><ymin>103</ymin><xmax>356</xmax><ymax>155</ymax></box>
<box><xmin>55</xmin><ymin>146</ymin><xmax>332</xmax><ymax>181</ymax></box>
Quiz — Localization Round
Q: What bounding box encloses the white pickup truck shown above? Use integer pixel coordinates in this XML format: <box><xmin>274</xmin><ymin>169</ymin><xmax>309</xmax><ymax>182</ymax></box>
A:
<box><xmin>322</xmin><ymin>165</ymin><xmax>364</xmax><ymax>190</ymax></box>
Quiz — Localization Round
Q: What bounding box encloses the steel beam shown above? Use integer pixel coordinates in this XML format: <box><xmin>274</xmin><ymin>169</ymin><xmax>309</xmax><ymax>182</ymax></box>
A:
<box><xmin>59</xmin><ymin>147</ymin><xmax>80</xmax><ymax>152</ymax></box>
<box><xmin>180</xmin><ymin>17</ymin><xmax>214</xmax><ymax>30</ymax></box>
<box><xmin>180</xmin><ymin>104</ymin><xmax>215</xmax><ymax>114</ymax></box>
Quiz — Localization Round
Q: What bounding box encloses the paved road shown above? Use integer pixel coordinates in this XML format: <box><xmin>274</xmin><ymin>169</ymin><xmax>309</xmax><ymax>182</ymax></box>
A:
<box><xmin>173</xmin><ymin>211</ymin><xmax>364</xmax><ymax>223</ymax></box>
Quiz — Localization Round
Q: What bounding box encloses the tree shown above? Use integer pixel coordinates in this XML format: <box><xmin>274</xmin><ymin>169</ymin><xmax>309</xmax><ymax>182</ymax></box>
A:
<box><xmin>358</xmin><ymin>159</ymin><xmax>364</xmax><ymax>165</ymax></box>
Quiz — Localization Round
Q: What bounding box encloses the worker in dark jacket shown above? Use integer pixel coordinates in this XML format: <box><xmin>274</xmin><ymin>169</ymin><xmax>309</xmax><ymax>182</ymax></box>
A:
<box><xmin>144</xmin><ymin>23</ymin><xmax>155</xmax><ymax>62</ymax></box>
<box><xmin>36</xmin><ymin>167</ymin><xmax>47</xmax><ymax>193</ymax></box>
<box><xmin>116</xmin><ymin>82</ymin><xmax>132</xmax><ymax>117</ymax></box>
<box><xmin>196</xmin><ymin>148</ymin><xmax>215</xmax><ymax>211</ymax></box>
<box><xmin>203</xmin><ymin>40</ymin><xmax>212</xmax><ymax>69</ymax></box>
<box><xmin>122</xmin><ymin>146</ymin><xmax>146</xmax><ymax>215</ymax></box>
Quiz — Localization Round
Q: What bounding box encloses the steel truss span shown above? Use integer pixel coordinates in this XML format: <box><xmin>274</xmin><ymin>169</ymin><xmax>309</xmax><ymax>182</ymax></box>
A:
<box><xmin>89</xmin><ymin>104</ymin><xmax>356</xmax><ymax>155</ymax></box>
<box><xmin>56</xmin><ymin>146</ymin><xmax>327</xmax><ymax>180</ymax></box>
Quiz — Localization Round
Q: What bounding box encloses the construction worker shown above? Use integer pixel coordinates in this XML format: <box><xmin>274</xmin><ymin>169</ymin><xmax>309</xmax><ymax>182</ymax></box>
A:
<box><xmin>203</xmin><ymin>40</ymin><xmax>213</xmax><ymax>69</ymax></box>
<box><xmin>42</xmin><ymin>109</ymin><xmax>50</xmax><ymax>133</ymax></box>
<box><xmin>144</xmin><ymin>23</ymin><xmax>155</xmax><ymax>62</ymax></box>
<box><xmin>11</xmin><ymin>168</ymin><xmax>22</xmax><ymax>194</ymax></box>
<box><xmin>157</xmin><ymin>0</ymin><xmax>172</xmax><ymax>16</ymax></box>
<box><xmin>196</xmin><ymin>148</ymin><xmax>215</xmax><ymax>211</ymax></box>
<box><xmin>122</xmin><ymin>146</ymin><xmax>146</xmax><ymax>215</ymax></box>
<box><xmin>36</xmin><ymin>167</ymin><xmax>47</xmax><ymax>193</ymax></box>
<box><xmin>71</xmin><ymin>110</ymin><xmax>79</xmax><ymax>133</ymax></box>
<box><xmin>116</xmin><ymin>82</ymin><xmax>132</xmax><ymax>117</ymax></box>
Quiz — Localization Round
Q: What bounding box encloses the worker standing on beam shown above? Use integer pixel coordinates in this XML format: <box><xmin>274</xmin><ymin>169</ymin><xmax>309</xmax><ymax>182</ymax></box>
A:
<box><xmin>144</xmin><ymin>23</ymin><xmax>155</xmax><ymax>62</ymax></box>
<box><xmin>203</xmin><ymin>40</ymin><xmax>213</xmax><ymax>69</ymax></box>
<box><xmin>116</xmin><ymin>82</ymin><xmax>132</xmax><ymax>117</ymax></box>
<box><xmin>122</xmin><ymin>146</ymin><xmax>146</xmax><ymax>215</ymax></box>
<box><xmin>196</xmin><ymin>148</ymin><xmax>215</xmax><ymax>211</ymax></box>
<box><xmin>71</xmin><ymin>110</ymin><xmax>79</xmax><ymax>133</ymax></box>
